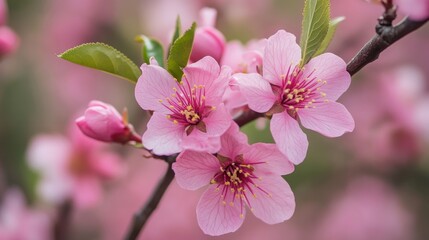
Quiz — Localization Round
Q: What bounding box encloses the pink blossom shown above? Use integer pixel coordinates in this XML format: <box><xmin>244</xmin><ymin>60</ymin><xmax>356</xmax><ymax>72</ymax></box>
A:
<box><xmin>314</xmin><ymin>177</ymin><xmax>414</xmax><ymax>240</ymax></box>
<box><xmin>396</xmin><ymin>0</ymin><xmax>429</xmax><ymax>21</ymax></box>
<box><xmin>76</xmin><ymin>100</ymin><xmax>141</xmax><ymax>144</ymax></box>
<box><xmin>27</xmin><ymin>126</ymin><xmax>123</xmax><ymax>208</ymax></box>
<box><xmin>0</xmin><ymin>26</ymin><xmax>18</xmax><ymax>57</ymax></box>
<box><xmin>221</xmin><ymin>39</ymin><xmax>266</xmax><ymax>112</ymax></box>
<box><xmin>173</xmin><ymin>123</ymin><xmax>295</xmax><ymax>236</ymax></box>
<box><xmin>190</xmin><ymin>8</ymin><xmax>226</xmax><ymax>63</ymax></box>
<box><xmin>235</xmin><ymin>30</ymin><xmax>354</xmax><ymax>164</ymax></box>
<box><xmin>0</xmin><ymin>189</ymin><xmax>52</xmax><ymax>240</ymax></box>
<box><xmin>135</xmin><ymin>56</ymin><xmax>232</xmax><ymax>155</ymax></box>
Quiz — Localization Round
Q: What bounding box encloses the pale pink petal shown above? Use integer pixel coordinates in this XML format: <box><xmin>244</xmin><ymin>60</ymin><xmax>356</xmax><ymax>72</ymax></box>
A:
<box><xmin>203</xmin><ymin>104</ymin><xmax>232</xmax><ymax>137</ymax></box>
<box><xmin>135</xmin><ymin>64</ymin><xmax>177</xmax><ymax>114</ymax></box>
<box><xmin>244</xmin><ymin>143</ymin><xmax>294</xmax><ymax>175</ymax></box>
<box><xmin>199</xmin><ymin>7</ymin><xmax>217</xmax><ymax>27</ymax></box>
<box><xmin>246</xmin><ymin>176</ymin><xmax>295</xmax><ymax>224</ymax></box>
<box><xmin>220</xmin><ymin>41</ymin><xmax>245</xmax><ymax>71</ymax></box>
<box><xmin>298</xmin><ymin>101</ymin><xmax>355</xmax><ymax>137</ymax></box>
<box><xmin>181</xmin><ymin>130</ymin><xmax>221</xmax><ymax>153</ymax></box>
<box><xmin>197</xmin><ymin>185</ymin><xmax>245</xmax><ymax>236</ymax></box>
<box><xmin>183</xmin><ymin>56</ymin><xmax>230</xmax><ymax>106</ymax></box>
<box><xmin>271</xmin><ymin>112</ymin><xmax>308</xmax><ymax>164</ymax></box>
<box><xmin>396</xmin><ymin>0</ymin><xmax>429</xmax><ymax>20</ymax></box>
<box><xmin>263</xmin><ymin>30</ymin><xmax>301</xmax><ymax>86</ymax></box>
<box><xmin>173</xmin><ymin>150</ymin><xmax>219</xmax><ymax>190</ymax></box>
<box><xmin>142</xmin><ymin>112</ymin><xmax>184</xmax><ymax>155</ymax></box>
<box><xmin>234</xmin><ymin>73</ymin><xmax>277</xmax><ymax>113</ymax></box>
<box><xmin>304</xmin><ymin>53</ymin><xmax>351</xmax><ymax>101</ymax></box>
<box><xmin>218</xmin><ymin>122</ymin><xmax>248</xmax><ymax>159</ymax></box>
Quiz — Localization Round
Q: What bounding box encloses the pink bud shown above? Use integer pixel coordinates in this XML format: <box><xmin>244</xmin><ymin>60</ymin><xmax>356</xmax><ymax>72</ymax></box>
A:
<box><xmin>190</xmin><ymin>26</ymin><xmax>225</xmax><ymax>63</ymax></box>
<box><xmin>76</xmin><ymin>101</ymin><xmax>141</xmax><ymax>144</ymax></box>
<box><xmin>0</xmin><ymin>26</ymin><xmax>19</xmax><ymax>57</ymax></box>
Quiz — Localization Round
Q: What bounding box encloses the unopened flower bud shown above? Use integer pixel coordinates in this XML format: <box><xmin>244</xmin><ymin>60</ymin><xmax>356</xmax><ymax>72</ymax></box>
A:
<box><xmin>0</xmin><ymin>26</ymin><xmax>19</xmax><ymax>57</ymax></box>
<box><xmin>76</xmin><ymin>101</ymin><xmax>141</xmax><ymax>144</ymax></box>
<box><xmin>190</xmin><ymin>26</ymin><xmax>226</xmax><ymax>63</ymax></box>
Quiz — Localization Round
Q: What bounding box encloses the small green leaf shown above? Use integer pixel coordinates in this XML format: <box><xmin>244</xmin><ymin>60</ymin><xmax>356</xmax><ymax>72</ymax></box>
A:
<box><xmin>314</xmin><ymin>16</ymin><xmax>345</xmax><ymax>56</ymax></box>
<box><xmin>299</xmin><ymin>0</ymin><xmax>330</xmax><ymax>67</ymax></box>
<box><xmin>136</xmin><ymin>35</ymin><xmax>165</xmax><ymax>67</ymax></box>
<box><xmin>168</xmin><ymin>16</ymin><xmax>182</xmax><ymax>55</ymax></box>
<box><xmin>58</xmin><ymin>43</ymin><xmax>141</xmax><ymax>83</ymax></box>
<box><xmin>167</xmin><ymin>22</ymin><xmax>196</xmax><ymax>81</ymax></box>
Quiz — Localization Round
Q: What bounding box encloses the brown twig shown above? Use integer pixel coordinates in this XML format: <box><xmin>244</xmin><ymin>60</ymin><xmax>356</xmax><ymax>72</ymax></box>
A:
<box><xmin>124</xmin><ymin>156</ymin><xmax>176</xmax><ymax>240</ymax></box>
<box><xmin>54</xmin><ymin>200</ymin><xmax>73</xmax><ymax>240</ymax></box>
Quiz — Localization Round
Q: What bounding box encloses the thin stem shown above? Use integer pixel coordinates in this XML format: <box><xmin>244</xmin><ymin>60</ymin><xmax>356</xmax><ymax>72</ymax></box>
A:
<box><xmin>54</xmin><ymin>200</ymin><xmax>73</xmax><ymax>240</ymax></box>
<box><xmin>124</xmin><ymin>159</ymin><xmax>175</xmax><ymax>240</ymax></box>
<box><xmin>347</xmin><ymin>17</ymin><xmax>428</xmax><ymax>76</ymax></box>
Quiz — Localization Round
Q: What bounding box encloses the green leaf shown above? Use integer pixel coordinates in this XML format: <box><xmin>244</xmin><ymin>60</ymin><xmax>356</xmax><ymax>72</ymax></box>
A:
<box><xmin>299</xmin><ymin>0</ymin><xmax>330</xmax><ymax>67</ymax></box>
<box><xmin>167</xmin><ymin>22</ymin><xmax>196</xmax><ymax>81</ymax></box>
<box><xmin>168</xmin><ymin>16</ymin><xmax>182</xmax><ymax>55</ymax></box>
<box><xmin>58</xmin><ymin>43</ymin><xmax>141</xmax><ymax>83</ymax></box>
<box><xmin>314</xmin><ymin>16</ymin><xmax>345</xmax><ymax>56</ymax></box>
<box><xmin>136</xmin><ymin>35</ymin><xmax>165</xmax><ymax>67</ymax></box>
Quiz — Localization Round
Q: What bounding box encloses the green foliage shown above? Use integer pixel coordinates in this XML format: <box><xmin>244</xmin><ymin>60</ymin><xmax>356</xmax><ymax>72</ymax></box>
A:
<box><xmin>136</xmin><ymin>35</ymin><xmax>165</xmax><ymax>67</ymax></box>
<box><xmin>314</xmin><ymin>16</ymin><xmax>345</xmax><ymax>56</ymax></box>
<box><xmin>167</xmin><ymin>22</ymin><xmax>196</xmax><ymax>81</ymax></box>
<box><xmin>299</xmin><ymin>0</ymin><xmax>330</xmax><ymax>66</ymax></box>
<box><xmin>58</xmin><ymin>43</ymin><xmax>141</xmax><ymax>83</ymax></box>
<box><xmin>168</xmin><ymin>16</ymin><xmax>182</xmax><ymax>55</ymax></box>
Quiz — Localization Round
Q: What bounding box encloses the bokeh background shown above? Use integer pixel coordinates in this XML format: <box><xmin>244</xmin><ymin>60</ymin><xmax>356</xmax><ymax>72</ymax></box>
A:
<box><xmin>1</xmin><ymin>0</ymin><xmax>428</xmax><ymax>239</ymax></box>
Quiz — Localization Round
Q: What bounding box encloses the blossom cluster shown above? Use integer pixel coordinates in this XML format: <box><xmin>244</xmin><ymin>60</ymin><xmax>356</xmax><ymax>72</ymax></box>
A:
<box><xmin>131</xmin><ymin>9</ymin><xmax>355</xmax><ymax>235</ymax></box>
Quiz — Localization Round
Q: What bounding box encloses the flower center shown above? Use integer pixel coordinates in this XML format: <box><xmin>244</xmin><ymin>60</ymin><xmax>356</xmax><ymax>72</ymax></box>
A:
<box><xmin>209</xmin><ymin>155</ymin><xmax>270</xmax><ymax>218</ymax></box>
<box><xmin>276</xmin><ymin>65</ymin><xmax>328</xmax><ymax>115</ymax></box>
<box><xmin>158</xmin><ymin>79</ymin><xmax>215</xmax><ymax>131</ymax></box>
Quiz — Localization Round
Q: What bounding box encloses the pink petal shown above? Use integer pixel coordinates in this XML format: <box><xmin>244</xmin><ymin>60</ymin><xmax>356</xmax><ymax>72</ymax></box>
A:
<box><xmin>197</xmin><ymin>185</ymin><xmax>245</xmax><ymax>236</ymax></box>
<box><xmin>304</xmin><ymin>53</ymin><xmax>351</xmax><ymax>101</ymax></box>
<box><xmin>183</xmin><ymin>56</ymin><xmax>230</xmax><ymax>106</ymax></box>
<box><xmin>181</xmin><ymin>129</ymin><xmax>221</xmax><ymax>153</ymax></box>
<box><xmin>218</xmin><ymin>122</ymin><xmax>248</xmax><ymax>159</ymax></box>
<box><xmin>298</xmin><ymin>101</ymin><xmax>355</xmax><ymax>137</ymax></box>
<box><xmin>142</xmin><ymin>112</ymin><xmax>184</xmax><ymax>155</ymax></box>
<box><xmin>263</xmin><ymin>30</ymin><xmax>301</xmax><ymax>86</ymax></box>
<box><xmin>173</xmin><ymin>150</ymin><xmax>219</xmax><ymax>190</ymax></box>
<box><xmin>234</xmin><ymin>73</ymin><xmax>276</xmax><ymax>113</ymax></box>
<box><xmin>135</xmin><ymin>64</ymin><xmax>177</xmax><ymax>114</ymax></box>
<box><xmin>396</xmin><ymin>0</ymin><xmax>429</xmax><ymax>20</ymax></box>
<box><xmin>271</xmin><ymin>112</ymin><xmax>308</xmax><ymax>165</ymax></box>
<box><xmin>244</xmin><ymin>143</ymin><xmax>294</xmax><ymax>175</ymax></box>
<box><xmin>89</xmin><ymin>152</ymin><xmax>123</xmax><ymax>179</ymax></box>
<box><xmin>246</xmin><ymin>176</ymin><xmax>295</xmax><ymax>224</ymax></box>
<box><xmin>203</xmin><ymin>103</ymin><xmax>232</xmax><ymax>137</ymax></box>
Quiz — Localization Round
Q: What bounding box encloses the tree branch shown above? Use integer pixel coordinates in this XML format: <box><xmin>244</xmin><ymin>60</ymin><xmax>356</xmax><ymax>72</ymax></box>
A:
<box><xmin>124</xmin><ymin>158</ymin><xmax>176</xmax><ymax>240</ymax></box>
<box><xmin>54</xmin><ymin>200</ymin><xmax>73</xmax><ymax>240</ymax></box>
<box><xmin>347</xmin><ymin>17</ymin><xmax>428</xmax><ymax>76</ymax></box>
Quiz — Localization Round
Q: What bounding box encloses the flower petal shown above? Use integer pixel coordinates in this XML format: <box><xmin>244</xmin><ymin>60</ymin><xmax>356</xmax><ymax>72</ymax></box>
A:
<box><xmin>234</xmin><ymin>73</ymin><xmax>276</xmax><ymax>113</ymax></box>
<box><xmin>183</xmin><ymin>56</ymin><xmax>231</xmax><ymax>106</ymax></box>
<box><xmin>203</xmin><ymin>104</ymin><xmax>232</xmax><ymax>137</ymax></box>
<box><xmin>244</xmin><ymin>143</ymin><xmax>294</xmax><ymax>175</ymax></box>
<box><xmin>142</xmin><ymin>112</ymin><xmax>184</xmax><ymax>155</ymax></box>
<box><xmin>218</xmin><ymin>122</ymin><xmax>248</xmax><ymax>159</ymax></box>
<box><xmin>304</xmin><ymin>53</ymin><xmax>351</xmax><ymax>101</ymax></box>
<box><xmin>298</xmin><ymin>101</ymin><xmax>355</xmax><ymax>137</ymax></box>
<box><xmin>271</xmin><ymin>112</ymin><xmax>308</xmax><ymax>165</ymax></box>
<box><xmin>263</xmin><ymin>30</ymin><xmax>301</xmax><ymax>86</ymax></box>
<box><xmin>173</xmin><ymin>150</ymin><xmax>219</xmax><ymax>190</ymax></box>
<box><xmin>181</xmin><ymin>129</ymin><xmax>221</xmax><ymax>153</ymax></box>
<box><xmin>246</xmin><ymin>176</ymin><xmax>295</xmax><ymax>224</ymax></box>
<box><xmin>197</xmin><ymin>185</ymin><xmax>245</xmax><ymax>236</ymax></box>
<box><xmin>135</xmin><ymin>64</ymin><xmax>177</xmax><ymax>114</ymax></box>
